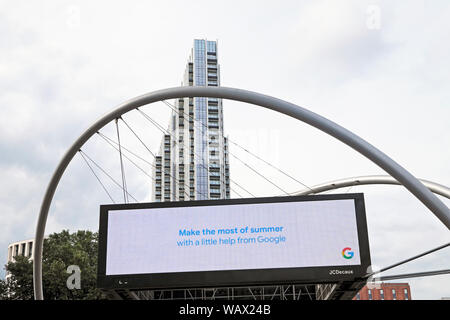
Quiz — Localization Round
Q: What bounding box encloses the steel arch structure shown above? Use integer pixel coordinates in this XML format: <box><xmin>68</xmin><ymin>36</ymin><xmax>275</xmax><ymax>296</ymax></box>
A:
<box><xmin>292</xmin><ymin>175</ymin><xmax>450</xmax><ymax>198</ymax></box>
<box><xmin>33</xmin><ymin>86</ymin><xmax>450</xmax><ymax>300</ymax></box>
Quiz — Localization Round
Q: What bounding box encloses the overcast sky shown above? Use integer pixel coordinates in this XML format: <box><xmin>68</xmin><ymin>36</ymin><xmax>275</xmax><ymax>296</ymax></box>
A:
<box><xmin>1</xmin><ymin>0</ymin><xmax>449</xmax><ymax>299</ymax></box>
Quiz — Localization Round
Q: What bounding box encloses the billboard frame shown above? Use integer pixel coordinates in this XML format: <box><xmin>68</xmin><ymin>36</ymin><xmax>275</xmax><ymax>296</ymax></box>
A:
<box><xmin>97</xmin><ymin>193</ymin><xmax>371</xmax><ymax>290</ymax></box>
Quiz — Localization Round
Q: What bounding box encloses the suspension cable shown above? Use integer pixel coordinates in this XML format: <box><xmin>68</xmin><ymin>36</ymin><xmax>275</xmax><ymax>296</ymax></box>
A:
<box><xmin>100</xmin><ymin>129</ymin><xmax>188</xmax><ymax>201</ymax></box>
<box><xmin>136</xmin><ymin>108</ymin><xmax>225</xmax><ymax>199</ymax></box>
<box><xmin>136</xmin><ymin>107</ymin><xmax>249</xmax><ymax>199</ymax></box>
<box><xmin>230</xmin><ymin>152</ymin><xmax>289</xmax><ymax>195</ymax></box>
<box><xmin>120</xmin><ymin>116</ymin><xmax>156</xmax><ymax>158</ymax></box>
<box><xmin>119</xmin><ymin>118</ymin><xmax>186</xmax><ymax>200</ymax></box>
<box><xmin>365</xmin><ymin>242</ymin><xmax>450</xmax><ymax>279</ymax></box>
<box><xmin>78</xmin><ymin>151</ymin><xmax>115</xmax><ymax>203</ymax></box>
<box><xmin>115</xmin><ymin>118</ymin><xmax>129</xmax><ymax>203</ymax></box>
<box><xmin>96</xmin><ymin>132</ymin><xmax>155</xmax><ymax>182</ymax></box>
<box><xmin>79</xmin><ymin>149</ymin><xmax>138</xmax><ymax>202</ymax></box>
<box><xmin>162</xmin><ymin>99</ymin><xmax>312</xmax><ymax>192</ymax></box>
<box><xmin>158</xmin><ymin>101</ymin><xmax>261</xmax><ymax>197</ymax></box>
<box><xmin>229</xmin><ymin>184</ymin><xmax>243</xmax><ymax>198</ymax></box>
<box><xmin>162</xmin><ymin>100</ymin><xmax>289</xmax><ymax>196</ymax></box>
<box><xmin>116</xmin><ymin>118</ymin><xmax>199</xmax><ymax>200</ymax></box>
<box><xmin>376</xmin><ymin>269</ymin><xmax>450</xmax><ymax>282</ymax></box>
<box><xmin>228</xmin><ymin>140</ymin><xmax>313</xmax><ymax>192</ymax></box>
<box><xmin>230</xmin><ymin>178</ymin><xmax>255</xmax><ymax>198</ymax></box>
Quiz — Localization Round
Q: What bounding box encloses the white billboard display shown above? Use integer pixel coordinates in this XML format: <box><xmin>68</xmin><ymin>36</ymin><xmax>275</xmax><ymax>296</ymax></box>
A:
<box><xmin>97</xmin><ymin>194</ymin><xmax>371</xmax><ymax>290</ymax></box>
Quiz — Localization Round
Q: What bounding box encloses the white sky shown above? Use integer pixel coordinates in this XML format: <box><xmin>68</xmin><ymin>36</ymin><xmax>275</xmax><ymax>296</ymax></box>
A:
<box><xmin>0</xmin><ymin>0</ymin><xmax>449</xmax><ymax>299</ymax></box>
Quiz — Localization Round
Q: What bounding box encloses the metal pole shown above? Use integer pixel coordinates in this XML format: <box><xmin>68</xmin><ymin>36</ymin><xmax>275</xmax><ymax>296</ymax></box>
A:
<box><xmin>292</xmin><ymin>175</ymin><xmax>450</xmax><ymax>199</ymax></box>
<box><xmin>33</xmin><ymin>86</ymin><xmax>450</xmax><ymax>299</ymax></box>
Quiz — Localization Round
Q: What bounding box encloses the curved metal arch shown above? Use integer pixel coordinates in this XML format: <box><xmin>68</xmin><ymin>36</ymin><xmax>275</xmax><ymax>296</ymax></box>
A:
<box><xmin>292</xmin><ymin>175</ymin><xmax>450</xmax><ymax>199</ymax></box>
<box><xmin>33</xmin><ymin>86</ymin><xmax>450</xmax><ymax>299</ymax></box>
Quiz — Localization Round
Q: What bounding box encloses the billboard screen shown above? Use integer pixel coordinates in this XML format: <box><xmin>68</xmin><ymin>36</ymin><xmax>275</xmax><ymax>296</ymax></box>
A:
<box><xmin>97</xmin><ymin>194</ymin><xmax>371</xmax><ymax>290</ymax></box>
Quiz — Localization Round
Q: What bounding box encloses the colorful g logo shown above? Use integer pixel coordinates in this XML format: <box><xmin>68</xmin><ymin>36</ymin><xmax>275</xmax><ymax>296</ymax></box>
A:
<box><xmin>342</xmin><ymin>247</ymin><xmax>354</xmax><ymax>259</ymax></box>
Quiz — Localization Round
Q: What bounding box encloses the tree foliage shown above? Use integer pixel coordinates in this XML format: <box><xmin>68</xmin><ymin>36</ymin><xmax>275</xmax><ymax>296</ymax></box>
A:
<box><xmin>0</xmin><ymin>230</ymin><xmax>105</xmax><ymax>300</ymax></box>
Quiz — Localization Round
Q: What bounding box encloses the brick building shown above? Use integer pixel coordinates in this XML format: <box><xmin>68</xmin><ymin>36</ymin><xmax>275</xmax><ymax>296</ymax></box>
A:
<box><xmin>354</xmin><ymin>283</ymin><xmax>411</xmax><ymax>300</ymax></box>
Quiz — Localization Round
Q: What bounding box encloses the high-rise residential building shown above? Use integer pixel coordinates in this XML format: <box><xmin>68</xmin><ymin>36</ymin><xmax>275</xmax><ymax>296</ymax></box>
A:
<box><xmin>152</xmin><ymin>39</ymin><xmax>230</xmax><ymax>202</ymax></box>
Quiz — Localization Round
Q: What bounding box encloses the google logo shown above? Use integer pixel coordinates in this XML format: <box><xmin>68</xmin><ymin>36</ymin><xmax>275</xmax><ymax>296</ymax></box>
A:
<box><xmin>342</xmin><ymin>247</ymin><xmax>354</xmax><ymax>259</ymax></box>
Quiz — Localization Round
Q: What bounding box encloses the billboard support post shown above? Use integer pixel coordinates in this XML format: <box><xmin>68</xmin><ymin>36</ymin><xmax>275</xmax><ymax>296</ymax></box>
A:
<box><xmin>33</xmin><ymin>86</ymin><xmax>450</xmax><ymax>300</ymax></box>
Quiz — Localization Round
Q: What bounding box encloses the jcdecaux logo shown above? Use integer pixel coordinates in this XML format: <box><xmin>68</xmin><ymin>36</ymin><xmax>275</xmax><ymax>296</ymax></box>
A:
<box><xmin>342</xmin><ymin>247</ymin><xmax>354</xmax><ymax>259</ymax></box>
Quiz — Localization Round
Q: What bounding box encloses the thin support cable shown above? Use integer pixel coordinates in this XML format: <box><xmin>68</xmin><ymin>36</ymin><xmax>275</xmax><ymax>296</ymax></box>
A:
<box><xmin>97</xmin><ymin>132</ymin><xmax>189</xmax><ymax>200</ymax></box>
<box><xmin>163</xmin><ymin>99</ymin><xmax>313</xmax><ymax>192</ymax></box>
<box><xmin>97</xmin><ymin>131</ymin><xmax>188</xmax><ymax>200</ymax></box>
<box><xmin>230</xmin><ymin>152</ymin><xmax>290</xmax><ymax>195</ymax></box>
<box><xmin>297</xmin><ymin>288</ymin><xmax>302</xmax><ymax>301</ymax></box>
<box><xmin>120</xmin><ymin>117</ymin><xmax>190</xmax><ymax>200</ymax></box>
<box><xmin>136</xmin><ymin>108</ymin><xmax>216</xmax><ymax>199</ymax></box>
<box><xmin>136</xmin><ymin>108</ymin><xmax>167</xmax><ymax>133</ymax></box>
<box><xmin>97</xmin><ymin>132</ymin><xmax>184</xmax><ymax>195</ymax></box>
<box><xmin>120</xmin><ymin>117</ymin><xmax>156</xmax><ymax>158</ymax></box>
<box><xmin>230</xmin><ymin>179</ymin><xmax>255</xmax><ymax>198</ymax></box>
<box><xmin>151</xmin><ymin>103</ymin><xmax>254</xmax><ymax>198</ymax></box>
<box><xmin>98</xmin><ymin>131</ymin><xmax>154</xmax><ymax>166</ymax></box>
<box><xmin>229</xmin><ymin>184</ymin><xmax>243</xmax><ymax>198</ymax></box>
<box><xmin>228</xmin><ymin>140</ymin><xmax>313</xmax><ymax>192</ymax></box>
<box><xmin>78</xmin><ymin>151</ymin><xmax>115</xmax><ymax>203</ymax></box>
<box><xmin>79</xmin><ymin>150</ymin><xmax>139</xmax><ymax>202</ymax></box>
<box><xmin>162</xmin><ymin>100</ymin><xmax>287</xmax><ymax>196</ymax></box>
<box><xmin>135</xmin><ymin>108</ymin><xmax>228</xmax><ymax>200</ymax></box>
<box><xmin>229</xmin><ymin>177</ymin><xmax>253</xmax><ymax>197</ymax></box>
<box><xmin>115</xmin><ymin>118</ymin><xmax>129</xmax><ymax>203</ymax></box>
<box><xmin>365</xmin><ymin>242</ymin><xmax>450</xmax><ymax>279</ymax></box>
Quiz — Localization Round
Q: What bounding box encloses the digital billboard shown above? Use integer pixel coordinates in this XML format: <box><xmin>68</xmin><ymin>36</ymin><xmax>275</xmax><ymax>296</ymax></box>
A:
<box><xmin>97</xmin><ymin>194</ymin><xmax>371</xmax><ymax>290</ymax></box>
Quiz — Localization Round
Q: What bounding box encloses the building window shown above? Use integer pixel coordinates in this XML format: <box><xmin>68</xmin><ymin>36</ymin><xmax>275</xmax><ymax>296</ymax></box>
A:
<box><xmin>392</xmin><ymin>289</ymin><xmax>396</xmax><ymax>300</ymax></box>
<box><xmin>380</xmin><ymin>289</ymin><xmax>384</xmax><ymax>300</ymax></box>
<box><xmin>368</xmin><ymin>289</ymin><xmax>372</xmax><ymax>300</ymax></box>
<box><xmin>28</xmin><ymin>242</ymin><xmax>33</xmax><ymax>257</ymax></box>
<box><xmin>404</xmin><ymin>288</ymin><xmax>408</xmax><ymax>300</ymax></box>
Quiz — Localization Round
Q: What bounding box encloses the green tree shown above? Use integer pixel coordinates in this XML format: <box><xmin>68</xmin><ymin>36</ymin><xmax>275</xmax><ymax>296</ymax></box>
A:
<box><xmin>0</xmin><ymin>230</ymin><xmax>105</xmax><ymax>300</ymax></box>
